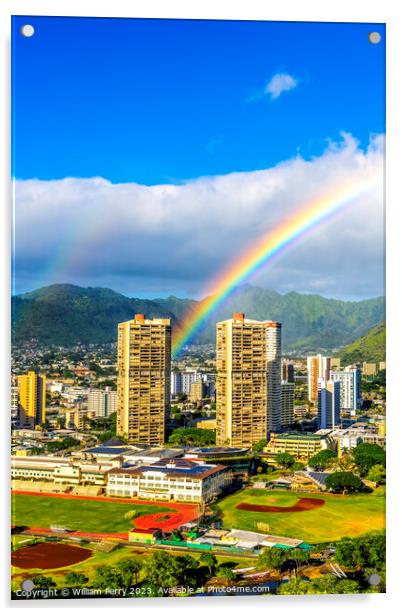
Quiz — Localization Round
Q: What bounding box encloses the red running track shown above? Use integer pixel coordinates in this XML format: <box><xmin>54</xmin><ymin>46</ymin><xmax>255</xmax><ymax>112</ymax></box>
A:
<box><xmin>13</xmin><ymin>490</ymin><xmax>199</xmax><ymax>536</ymax></box>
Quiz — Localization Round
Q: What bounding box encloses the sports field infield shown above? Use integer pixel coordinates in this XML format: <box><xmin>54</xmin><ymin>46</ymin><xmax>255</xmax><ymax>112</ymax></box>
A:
<box><xmin>216</xmin><ymin>488</ymin><xmax>385</xmax><ymax>543</ymax></box>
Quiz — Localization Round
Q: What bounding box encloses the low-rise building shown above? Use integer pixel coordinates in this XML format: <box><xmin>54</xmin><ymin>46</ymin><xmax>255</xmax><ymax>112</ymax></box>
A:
<box><xmin>128</xmin><ymin>528</ymin><xmax>159</xmax><ymax>544</ymax></box>
<box><xmin>263</xmin><ymin>432</ymin><xmax>329</xmax><ymax>462</ymax></box>
<box><xmin>193</xmin><ymin>417</ymin><xmax>217</xmax><ymax>430</ymax></box>
<box><xmin>362</xmin><ymin>362</ymin><xmax>378</xmax><ymax>377</ymax></box>
<box><xmin>327</xmin><ymin>426</ymin><xmax>386</xmax><ymax>455</ymax></box>
<box><xmin>106</xmin><ymin>457</ymin><xmax>231</xmax><ymax>504</ymax></box>
<box><xmin>189</xmin><ymin>381</ymin><xmax>206</xmax><ymax>403</ymax></box>
<box><xmin>11</xmin><ymin>454</ymin><xmax>121</xmax><ymax>490</ymax></box>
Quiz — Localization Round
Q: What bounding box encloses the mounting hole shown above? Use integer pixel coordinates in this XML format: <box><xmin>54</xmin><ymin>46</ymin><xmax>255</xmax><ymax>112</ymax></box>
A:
<box><xmin>20</xmin><ymin>24</ymin><xmax>35</xmax><ymax>38</ymax></box>
<box><xmin>368</xmin><ymin>32</ymin><xmax>381</xmax><ymax>45</ymax></box>
<box><xmin>21</xmin><ymin>578</ymin><xmax>34</xmax><ymax>591</ymax></box>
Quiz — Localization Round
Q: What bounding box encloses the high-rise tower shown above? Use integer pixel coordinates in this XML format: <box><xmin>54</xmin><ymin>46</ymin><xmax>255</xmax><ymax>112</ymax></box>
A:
<box><xmin>307</xmin><ymin>354</ymin><xmax>331</xmax><ymax>402</ymax></box>
<box><xmin>18</xmin><ymin>371</ymin><xmax>46</xmax><ymax>428</ymax></box>
<box><xmin>216</xmin><ymin>313</ymin><xmax>281</xmax><ymax>447</ymax></box>
<box><xmin>117</xmin><ymin>314</ymin><xmax>171</xmax><ymax>444</ymax></box>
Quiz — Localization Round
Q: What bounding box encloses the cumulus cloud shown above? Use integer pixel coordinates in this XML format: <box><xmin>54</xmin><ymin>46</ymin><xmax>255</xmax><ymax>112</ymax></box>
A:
<box><xmin>13</xmin><ymin>133</ymin><xmax>385</xmax><ymax>300</ymax></box>
<box><xmin>264</xmin><ymin>72</ymin><xmax>298</xmax><ymax>99</ymax></box>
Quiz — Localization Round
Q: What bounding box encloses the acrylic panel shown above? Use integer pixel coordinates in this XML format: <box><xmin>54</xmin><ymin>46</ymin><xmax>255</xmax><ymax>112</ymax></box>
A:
<box><xmin>11</xmin><ymin>16</ymin><xmax>385</xmax><ymax>600</ymax></box>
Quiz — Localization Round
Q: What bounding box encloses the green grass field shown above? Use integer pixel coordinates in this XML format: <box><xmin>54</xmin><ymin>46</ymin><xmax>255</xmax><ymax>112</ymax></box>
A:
<box><xmin>217</xmin><ymin>488</ymin><xmax>385</xmax><ymax>543</ymax></box>
<box><xmin>12</xmin><ymin>494</ymin><xmax>173</xmax><ymax>533</ymax></box>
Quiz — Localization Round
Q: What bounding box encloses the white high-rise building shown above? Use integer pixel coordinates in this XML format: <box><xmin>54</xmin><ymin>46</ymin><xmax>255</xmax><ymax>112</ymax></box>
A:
<box><xmin>317</xmin><ymin>379</ymin><xmax>340</xmax><ymax>429</ymax></box>
<box><xmin>87</xmin><ymin>387</ymin><xmax>117</xmax><ymax>417</ymax></box>
<box><xmin>330</xmin><ymin>367</ymin><xmax>362</xmax><ymax>414</ymax></box>
<box><xmin>170</xmin><ymin>372</ymin><xmax>183</xmax><ymax>396</ymax></box>
<box><xmin>181</xmin><ymin>371</ymin><xmax>201</xmax><ymax>394</ymax></box>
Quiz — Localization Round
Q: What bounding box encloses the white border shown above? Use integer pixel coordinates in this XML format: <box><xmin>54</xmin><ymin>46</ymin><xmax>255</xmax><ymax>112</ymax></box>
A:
<box><xmin>1</xmin><ymin>1</ymin><xmax>401</xmax><ymax>614</ymax></box>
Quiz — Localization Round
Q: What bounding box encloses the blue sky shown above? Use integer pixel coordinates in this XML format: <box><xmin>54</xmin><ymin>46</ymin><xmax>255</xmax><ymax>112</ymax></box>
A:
<box><xmin>12</xmin><ymin>17</ymin><xmax>385</xmax><ymax>300</ymax></box>
<box><xmin>12</xmin><ymin>17</ymin><xmax>385</xmax><ymax>184</ymax></box>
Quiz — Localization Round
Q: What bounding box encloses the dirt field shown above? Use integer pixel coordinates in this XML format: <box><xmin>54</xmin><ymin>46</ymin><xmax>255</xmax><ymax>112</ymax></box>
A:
<box><xmin>236</xmin><ymin>497</ymin><xmax>325</xmax><ymax>513</ymax></box>
<box><xmin>218</xmin><ymin>488</ymin><xmax>385</xmax><ymax>542</ymax></box>
<box><xmin>12</xmin><ymin>542</ymin><xmax>92</xmax><ymax>570</ymax></box>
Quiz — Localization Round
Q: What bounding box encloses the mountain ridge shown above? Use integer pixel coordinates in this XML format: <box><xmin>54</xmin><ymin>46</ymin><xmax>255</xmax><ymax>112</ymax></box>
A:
<box><xmin>339</xmin><ymin>321</ymin><xmax>386</xmax><ymax>364</ymax></box>
<box><xmin>12</xmin><ymin>283</ymin><xmax>385</xmax><ymax>351</ymax></box>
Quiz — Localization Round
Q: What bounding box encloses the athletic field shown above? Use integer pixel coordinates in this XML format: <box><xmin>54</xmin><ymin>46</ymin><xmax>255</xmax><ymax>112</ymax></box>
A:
<box><xmin>11</xmin><ymin>492</ymin><xmax>197</xmax><ymax>534</ymax></box>
<box><xmin>217</xmin><ymin>488</ymin><xmax>385</xmax><ymax>543</ymax></box>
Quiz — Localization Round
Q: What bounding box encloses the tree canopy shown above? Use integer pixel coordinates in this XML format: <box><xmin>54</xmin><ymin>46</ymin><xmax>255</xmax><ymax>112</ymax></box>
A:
<box><xmin>353</xmin><ymin>443</ymin><xmax>386</xmax><ymax>477</ymax></box>
<box><xmin>279</xmin><ymin>575</ymin><xmax>361</xmax><ymax>595</ymax></box>
<box><xmin>335</xmin><ymin>531</ymin><xmax>385</xmax><ymax>570</ymax></box>
<box><xmin>308</xmin><ymin>449</ymin><xmax>337</xmax><ymax>471</ymax></box>
<box><xmin>167</xmin><ymin>427</ymin><xmax>215</xmax><ymax>447</ymax></box>
<box><xmin>325</xmin><ymin>471</ymin><xmax>365</xmax><ymax>493</ymax></box>
<box><xmin>275</xmin><ymin>452</ymin><xmax>295</xmax><ymax>469</ymax></box>
<box><xmin>258</xmin><ymin>547</ymin><xmax>289</xmax><ymax>571</ymax></box>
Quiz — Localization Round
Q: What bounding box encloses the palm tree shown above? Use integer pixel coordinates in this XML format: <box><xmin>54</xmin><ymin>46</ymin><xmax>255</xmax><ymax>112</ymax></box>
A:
<box><xmin>200</xmin><ymin>552</ymin><xmax>217</xmax><ymax>576</ymax></box>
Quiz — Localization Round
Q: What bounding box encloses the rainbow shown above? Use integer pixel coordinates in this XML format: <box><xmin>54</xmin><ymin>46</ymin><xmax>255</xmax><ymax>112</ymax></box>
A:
<box><xmin>172</xmin><ymin>172</ymin><xmax>380</xmax><ymax>356</ymax></box>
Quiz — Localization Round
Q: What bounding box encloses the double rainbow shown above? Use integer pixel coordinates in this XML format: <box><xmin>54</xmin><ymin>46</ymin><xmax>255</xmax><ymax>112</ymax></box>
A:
<box><xmin>172</xmin><ymin>171</ymin><xmax>380</xmax><ymax>356</ymax></box>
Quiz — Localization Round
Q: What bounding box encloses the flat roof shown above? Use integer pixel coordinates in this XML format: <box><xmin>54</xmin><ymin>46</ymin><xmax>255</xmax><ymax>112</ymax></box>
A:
<box><xmin>272</xmin><ymin>432</ymin><xmax>323</xmax><ymax>441</ymax></box>
<box><xmin>109</xmin><ymin>461</ymin><xmax>226</xmax><ymax>480</ymax></box>
<box><xmin>84</xmin><ymin>446</ymin><xmax>133</xmax><ymax>455</ymax></box>
<box><xmin>188</xmin><ymin>446</ymin><xmax>249</xmax><ymax>454</ymax></box>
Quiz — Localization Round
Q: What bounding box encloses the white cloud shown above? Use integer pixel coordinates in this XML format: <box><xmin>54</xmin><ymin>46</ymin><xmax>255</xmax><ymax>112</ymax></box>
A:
<box><xmin>13</xmin><ymin>133</ymin><xmax>385</xmax><ymax>300</ymax></box>
<box><xmin>264</xmin><ymin>72</ymin><xmax>298</xmax><ymax>99</ymax></box>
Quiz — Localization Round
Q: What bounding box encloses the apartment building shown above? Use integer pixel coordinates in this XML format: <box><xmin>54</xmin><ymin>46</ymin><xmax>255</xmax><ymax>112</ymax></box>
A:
<box><xmin>117</xmin><ymin>314</ymin><xmax>171</xmax><ymax>445</ymax></box>
<box><xmin>17</xmin><ymin>371</ymin><xmax>46</xmax><ymax>428</ymax></box>
<box><xmin>281</xmin><ymin>362</ymin><xmax>295</xmax><ymax>383</ymax></box>
<box><xmin>87</xmin><ymin>387</ymin><xmax>117</xmax><ymax>417</ymax></box>
<box><xmin>330</xmin><ymin>367</ymin><xmax>362</xmax><ymax>413</ymax></box>
<box><xmin>307</xmin><ymin>355</ymin><xmax>331</xmax><ymax>402</ymax></box>
<box><xmin>216</xmin><ymin>313</ymin><xmax>282</xmax><ymax>447</ymax></box>
<box><xmin>281</xmin><ymin>381</ymin><xmax>295</xmax><ymax>427</ymax></box>
<box><xmin>317</xmin><ymin>379</ymin><xmax>341</xmax><ymax>429</ymax></box>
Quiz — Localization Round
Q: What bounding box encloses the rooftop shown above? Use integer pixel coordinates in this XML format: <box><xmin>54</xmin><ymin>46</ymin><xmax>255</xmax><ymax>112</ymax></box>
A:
<box><xmin>109</xmin><ymin>458</ymin><xmax>226</xmax><ymax>480</ymax></box>
<box><xmin>84</xmin><ymin>446</ymin><xmax>133</xmax><ymax>456</ymax></box>
<box><xmin>271</xmin><ymin>432</ymin><xmax>323</xmax><ymax>441</ymax></box>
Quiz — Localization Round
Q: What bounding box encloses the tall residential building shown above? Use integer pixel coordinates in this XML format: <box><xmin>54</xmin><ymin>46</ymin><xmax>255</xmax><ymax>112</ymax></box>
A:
<box><xmin>181</xmin><ymin>371</ymin><xmax>201</xmax><ymax>394</ymax></box>
<box><xmin>17</xmin><ymin>371</ymin><xmax>46</xmax><ymax>428</ymax></box>
<box><xmin>216</xmin><ymin>313</ymin><xmax>282</xmax><ymax>447</ymax></box>
<box><xmin>330</xmin><ymin>367</ymin><xmax>362</xmax><ymax>414</ymax></box>
<box><xmin>281</xmin><ymin>381</ymin><xmax>295</xmax><ymax>427</ymax></box>
<box><xmin>307</xmin><ymin>355</ymin><xmax>331</xmax><ymax>402</ymax></box>
<box><xmin>317</xmin><ymin>379</ymin><xmax>340</xmax><ymax>429</ymax></box>
<box><xmin>281</xmin><ymin>362</ymin><xmax>295</xmax><ymax>383</ymax></box>
<box><xmin>170</xmin><ymin>372</ymin><xmax>183</xmax><ymax>396</ymax></box>
<box><xmin>117</xmin><ymin>314</ymin><xmax>171</xmax><ymax>445</ymax></box>
<box><xmin>87</xmin><ymin>387</ymin><xmax>117</xmax><ymax>417</ymax></box>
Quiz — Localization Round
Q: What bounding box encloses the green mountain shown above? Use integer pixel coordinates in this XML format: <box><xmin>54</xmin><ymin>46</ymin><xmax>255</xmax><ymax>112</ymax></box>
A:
<box><xmin>12</xmin><ymin>283</ymin><xmax>385</xmax><ymax>351</ymax></box>
<box><xmin>12</xmin><ymin>284</ymin><xmax>178</xmax><ymax>346</ymax></box>
<box><xmin>339</xmin><ymin>321</ymin><xmax>386</xmax><ymax>364</ymax></box>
